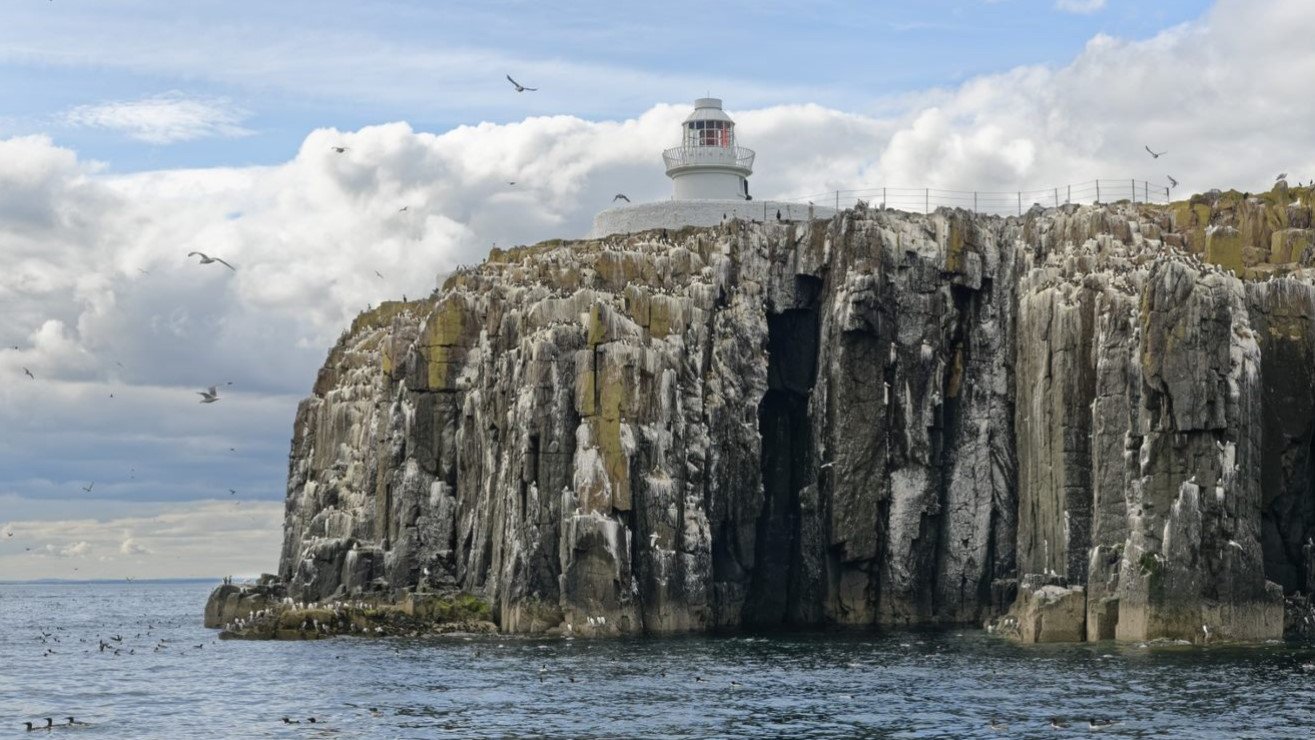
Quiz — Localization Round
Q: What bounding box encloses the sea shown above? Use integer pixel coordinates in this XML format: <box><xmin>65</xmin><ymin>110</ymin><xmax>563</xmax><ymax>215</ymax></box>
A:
<box><xmin>3</xmin><ymin>580</ymin><xmax>1315</xmax><ymax>738</ymax></box>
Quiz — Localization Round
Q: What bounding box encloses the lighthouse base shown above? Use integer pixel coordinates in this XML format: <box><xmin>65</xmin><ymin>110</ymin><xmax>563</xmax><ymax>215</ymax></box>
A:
<box><xmin>588</xmin><ymin>199</ymin><xmax>835</xmax><ymax>239</ymax></box>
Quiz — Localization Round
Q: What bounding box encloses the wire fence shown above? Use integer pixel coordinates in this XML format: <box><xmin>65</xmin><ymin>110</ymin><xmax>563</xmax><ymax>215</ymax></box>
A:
<box><xmin>778</xmin><ymin>179</ymin><xmax>1174</xmax><ymax>216</ymax></box>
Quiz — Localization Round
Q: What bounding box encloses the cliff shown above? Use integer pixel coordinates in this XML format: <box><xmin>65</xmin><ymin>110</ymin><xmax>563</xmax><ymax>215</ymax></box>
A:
<box><xmin>216</xmin><ymin>185</ymin><xmax>1315</xmax><ymax>643</ymax></box>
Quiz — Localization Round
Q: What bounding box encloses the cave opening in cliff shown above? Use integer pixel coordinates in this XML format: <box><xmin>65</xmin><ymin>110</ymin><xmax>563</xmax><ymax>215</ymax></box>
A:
<box><xmin>746</xmin><ymin>275</ymin><xmax>822</xmax><ymax>626</ymax></box>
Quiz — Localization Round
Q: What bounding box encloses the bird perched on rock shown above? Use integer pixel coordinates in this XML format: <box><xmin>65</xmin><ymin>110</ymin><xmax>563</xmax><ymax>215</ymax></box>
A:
<box><xmin>198</xmin><ymin>386</ymin><xmax>220</xmax><ymax>404</ymax></box>
<box><xmin>187</xmin><ymin>251</ymin><xmax>235</xmax><ymax>270</ymax></box>
<box><xmin>506</xmin><ymin>74</ymin><xmax>537</xmax><ymax>92</ymax></box>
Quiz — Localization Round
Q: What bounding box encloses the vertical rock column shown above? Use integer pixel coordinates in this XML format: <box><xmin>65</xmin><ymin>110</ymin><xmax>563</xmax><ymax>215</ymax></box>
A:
<box><xmin>1116</xmin><ymin>262</ymin><xmax>1282</xmax><ymax>642</ymax></box>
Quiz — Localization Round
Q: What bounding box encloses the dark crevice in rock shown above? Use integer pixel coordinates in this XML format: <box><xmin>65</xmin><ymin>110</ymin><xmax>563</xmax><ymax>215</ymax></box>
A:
<box><xmin>746</xmin><ymin>285</ymin><xmax>821</xmax><ymax>627</ymax></box>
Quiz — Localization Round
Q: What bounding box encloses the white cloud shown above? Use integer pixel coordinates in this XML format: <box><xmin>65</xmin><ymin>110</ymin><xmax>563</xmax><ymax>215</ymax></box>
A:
<box><xmin>119</xmin><ymin>536</ymin><xmax>152</xmax><ymax>555</ymax></box>
<box><xmin>57</xmin><ymin>540</ymin><xmax>90</xmax><ymax>558</ymax></box>
<box><xmin>64</xmin><ymin>92</ymin><xmax>252</xmax><ymax>144</ymax></box>
<box><xmin>1055</xmin><ymin>0</ymin><xmax>1107</xmax><ymax>13</ymax></box>
<box><xmin>1</xmin><ymin>501</ymin><xmax>281</xmax><ymax>579</ymax></box>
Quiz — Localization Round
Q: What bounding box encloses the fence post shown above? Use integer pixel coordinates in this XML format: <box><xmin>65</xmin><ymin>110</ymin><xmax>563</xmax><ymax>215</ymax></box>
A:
<box><xmin>1165</xmin><ymin>186</ymin><xmax>1170</xmax><ymax>202</ymax></box>
<box><xmin>974</xmin><ymin>192</ymin><xmax>978</xmax><ymax>213</ymax></box>
<box><xmin>1096</xmin><ymin>179</ymin><xmax>1100</xmax><ymax>203</ymax></box>
<box><xmin>883</xmin><ymin>187</ymin><xmax>887</xmax><ymax>210</ymax></box>
<box><xmin>925</xmin><ymin>188</ymin><xmax>929</xmax><ymax>214</ymax></box>
<box><xmin>1017</xmin><ymin>192</ymin><xmax>1021</xmax><ymax>216</ymax></box>
<box><xmin>1067</xmin><ymin>184</ymin><xmax>1071</xmax><ymax>204</ymax></box>
<box><xmin>835</xmin><ymin>190</ymin><xmax>839</xmax><ymax>211</ymax></box>
<box><xmin>1144</xmin><ymin>181</ymin><xmax>1148</xmax><ymax>203</ymax></box>
<box><xmin>1054</xmin><ymin>188</ymin><xmax>1059</xmax><ymax>208</ymax></box>
<box><xmin>1131</xmin><ymin>178</ymin><xmax>1136</xmax><ymax>204</ymax></box>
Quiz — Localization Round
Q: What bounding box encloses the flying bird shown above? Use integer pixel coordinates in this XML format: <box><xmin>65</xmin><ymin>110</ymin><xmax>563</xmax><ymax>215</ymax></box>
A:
<box><xmin>229</xmin><ymin>489</ymin><xmax>237</xmax><ymax>495</ymax></box>
<box><xmin>612</xmin><ymin>194</ymin><xmax>630</xmax><ymax>203</ymax></box>
<box><xmin>330</xmin><ymin>146</ymin><xmax>348</xmax><ymax>154</ymax></box>
<box><xmin>137</xmin><ymin>268</ymin><xmax>150</xmax><ymax>275</ymax></box>
<box><xmin>23</xmin><ymin>367</ymin><xmax>34</xmax><ymax>380</ymax></box>
<box><xmin>1167</xmin><ymin>175</ymin><xmax>1179</xmax><ymax>188</ymax></box>
<box><xmin>1276</xmin><ymin>173</ymin><xmax>1287</xmax><ymax>181</ymax></box>
<box><xmin>198</xmin><ymin>386</ymin><xmax>220</xmax><ymax>404</ymax></box>
<box><xmin>398</xmin><ymin>206</ymin><xmax>409</xmax><ymax>212</ymax></box>
<box><xmin>187</xmin><ymin>252</ymin><xmax>235</xmax><ymax>270</ymax></box>
<box><xmin>1144</xmin><ymin>146</ymin><xmax>1166</xmax><ymax>159</ymax></box>
<box><xmin>374</xmin><ymin>270</ymin><xmax>385</xmax><ymax>279</ymax></box>
<box><xmin>81</xmin><ymin>482</ymin><xmax>94</xmax><ymax>493</ymax></box>
<box><xmin>506</xmin><ymin>75</ymin><xmax>537</xmax><ymax>92</ymax></box>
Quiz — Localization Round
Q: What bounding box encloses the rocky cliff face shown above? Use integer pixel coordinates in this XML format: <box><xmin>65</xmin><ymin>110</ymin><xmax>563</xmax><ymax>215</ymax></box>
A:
<box><xmin>260</xmin><ymin>186</ymin><xmax>1315</xmax><ymax>642</ymax></box>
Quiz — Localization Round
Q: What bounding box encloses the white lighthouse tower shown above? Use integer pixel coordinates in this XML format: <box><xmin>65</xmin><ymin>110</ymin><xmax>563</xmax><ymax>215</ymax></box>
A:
<box><xmin>588</xmin><ymin>97</ymin><xmax>833</xmax><ymax>238</ymax></box>
<box><xmin>663</xmin><ymin>98</ymin><xmax>754</xmax><ymax>201</ymax></box>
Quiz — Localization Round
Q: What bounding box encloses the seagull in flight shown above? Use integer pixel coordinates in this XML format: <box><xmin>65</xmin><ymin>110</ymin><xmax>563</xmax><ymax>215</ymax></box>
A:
<box><xmin>506</xmin><ymin>74</ymin><xmax>537</xmax><ymax>92</ymax></box>
<box><xmin>374</xmin><ymin>270</ymin><xmax>385</xmax><ymax>279</ymax></box>
<box><xmin>137</xmin><ymin>268</ymin><xmax>150</xmax><ymax>275</ymax></box>
<box><xmin>198</xmin><ymin>386</ymin><xmax>220</xmax><ymax>404</ymax></box>
<box><xmin>1167</xmin><ymin>175</ymin><xmax>1179</xmax><ymax>188</ymax></box>
<box><xmin>1144</xmin><ymin>146</ymin><xmax>1166</xmax><ymax>159</ymax></box>
<box><xmin>187</xmin><ymin>252</ymin><xmax>235</xmax><ymax>270</ymax></box>
<box><xmin>23</xmin><ymin>367</ymin><xmax>34</xmax><ymax>380</ymax></box>
<box><xmin>81</xmin><ymin>481</ymin><xmax>95</xmax><ymax>493</ymax></box>
<box><xmin>398</xmin><ymin>205</ymin><xmax>409</xmax><ymax>212</ymax></box>
<box><xmin>612</xmin><ymin>193</ymin><xmax>630</xmax><ymax>203</ymax></box>
<box><xmin>1276</xmin><ymin>172</ymin><xmax>1288</xmax><ymax>181</ymax></box>
<box><xmin>330</xmin><ymin>146</ymin><xmax>348</xmax><ymax>154</ymax></box>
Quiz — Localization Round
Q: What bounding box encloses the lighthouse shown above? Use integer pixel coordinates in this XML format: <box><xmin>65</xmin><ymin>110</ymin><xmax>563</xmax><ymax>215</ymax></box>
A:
<box><xmin>588</xmin><ymin>97</ymin><xmax>833</xmax><ymax>238</ymax></box>
<box><xmin>663</xmin><ymin>98</ymin><xmax>754</xmax><ymax>201</ymax></box>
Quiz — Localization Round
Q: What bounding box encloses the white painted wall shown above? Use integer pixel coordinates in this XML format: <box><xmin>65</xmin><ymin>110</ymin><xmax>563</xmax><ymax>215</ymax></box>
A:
<box><xmin>671</xmin><ymin>169</ymin><xmax>748</xmax><ymax>200</ymax></box>
<box><xmin>588</xmin><ymin>200</ymin><xmax>836</xmax><ymax>238</ymax></box>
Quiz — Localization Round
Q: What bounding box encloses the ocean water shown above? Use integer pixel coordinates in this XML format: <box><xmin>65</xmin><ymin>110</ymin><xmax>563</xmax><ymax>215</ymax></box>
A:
<box><xmin>3</xmin><ymin>581</ymin><xmax>1315</xmax><ymax>739</ymax></box>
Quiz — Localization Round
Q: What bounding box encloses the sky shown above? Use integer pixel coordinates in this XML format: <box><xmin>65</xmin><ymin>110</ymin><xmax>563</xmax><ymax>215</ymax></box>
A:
<box><xmin>2</xmin><ymin>0</ymin><xmax>1312</xmax><ymax>580</ymax></box>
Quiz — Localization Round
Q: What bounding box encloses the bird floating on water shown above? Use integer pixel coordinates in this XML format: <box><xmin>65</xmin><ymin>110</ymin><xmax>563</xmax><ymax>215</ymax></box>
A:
<box><xmin>506</xmin><ymin>74</ymin><xmax>537</xmax><ymax>92</ymax></box>
<box><xmin>187</xmin><ymin>251</ymin><xmax>235</xmax><ymax>270</ymax></box>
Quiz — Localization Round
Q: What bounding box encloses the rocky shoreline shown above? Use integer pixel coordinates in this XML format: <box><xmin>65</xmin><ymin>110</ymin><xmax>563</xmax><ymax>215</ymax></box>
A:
<box><xmin>205</xmin><ymin>577</ymin><xmax>497</xmax><ymax>640</ymax></box>
<box><xmin>208</xmin><ymin>186</ymin><xmax>1315</xmax><ymax>645</ymax></box>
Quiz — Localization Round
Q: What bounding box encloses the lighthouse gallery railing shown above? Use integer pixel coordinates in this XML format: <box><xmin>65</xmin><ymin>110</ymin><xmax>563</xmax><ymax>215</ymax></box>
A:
<box><xmin>662</xmin><ymin>145</ymin><xmax>756</xmax><ymax>172</ymax></box>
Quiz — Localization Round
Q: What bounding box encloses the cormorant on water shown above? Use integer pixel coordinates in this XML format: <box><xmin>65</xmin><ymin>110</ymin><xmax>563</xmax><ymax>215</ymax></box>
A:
<box><xmin>282</xmin><ymin>717</ymin><xmax>301</xmax><ymax>724</ymax></box>
<box><xmin>1089</xmin><ymin>718</ymin><xmax>1116</xmax><ymax>729</ymax></box>
<box><xmin>1050</xmin><ymin>717</ymin><xmax>1070</xmax><ymax>729</ymax></box>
